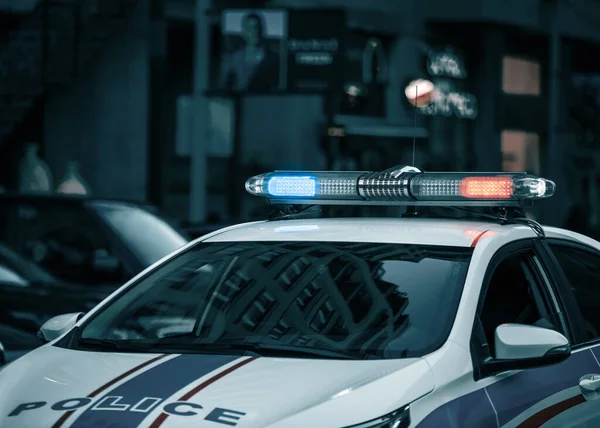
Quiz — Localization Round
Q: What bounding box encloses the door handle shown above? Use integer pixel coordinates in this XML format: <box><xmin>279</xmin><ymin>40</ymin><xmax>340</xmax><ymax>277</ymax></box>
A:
<box><xmin>579</xmin><ymin>374</ymin><xmax>600</xmax><ymax>401</ymax></box>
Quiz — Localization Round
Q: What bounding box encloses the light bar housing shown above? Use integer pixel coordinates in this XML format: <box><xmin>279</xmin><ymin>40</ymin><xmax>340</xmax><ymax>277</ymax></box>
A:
<box><xmin>245</xmin><ymin>165</ymin><xmax>555</xmax><ymax>207</ymax></box>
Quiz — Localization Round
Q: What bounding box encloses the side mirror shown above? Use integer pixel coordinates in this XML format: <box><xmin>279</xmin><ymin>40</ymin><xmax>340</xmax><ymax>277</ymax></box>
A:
<box><xmin>37</xmin><ymin>312</ymin><xmax>84</xmax><ymax>344</ymax></box>
<box><xmin>482</xmin><ymin>323</ymin><xmax>571</xmax><ymax>377</ymax></box>
<box><xmin>0</xmin><ymin>341</ymin><xmax>6</xmax><ymax>366</ymax></box>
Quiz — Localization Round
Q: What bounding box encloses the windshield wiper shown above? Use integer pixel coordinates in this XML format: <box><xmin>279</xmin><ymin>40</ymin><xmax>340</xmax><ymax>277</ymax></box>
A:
<box><xmin>147</xmin><ymin>339</ymin><xmax>366</xmax><ymax>360</ymax></box>
<box><xmin>76</xmin><ymin>334</ymin><xmax>375</xmax><ymax>360</ymax></box>
<box><xmin>250</xmin><ymin>343</ymin><xmax>370</xmax><ymax>360</ymax></box>
<box><xmin>76</xmin><ymin>338</ymin><xmax>152</xmax><ymax>352</ymax></box>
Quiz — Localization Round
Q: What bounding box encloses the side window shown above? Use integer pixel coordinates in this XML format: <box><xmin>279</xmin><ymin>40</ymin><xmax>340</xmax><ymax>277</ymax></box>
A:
<box><xmin>548</xmin><ymin>245</ymin><xmax>600</xmax><ymax>344</ymax></box>
<box><xmin>479</xmin><ymin>251</ymin><xmax>563</xmax><ymax>356</ymax></box>
<box><xmin>2</xmin><ymin>202</ymin><xmax>128</xmax><ymax>285</ymax></box>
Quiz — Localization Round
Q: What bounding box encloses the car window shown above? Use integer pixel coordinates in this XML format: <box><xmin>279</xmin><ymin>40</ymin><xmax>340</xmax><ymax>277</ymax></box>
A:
<box><xmin>479</xmin><ymin>251</ymin><xmax>563</xmax><ymax>357</ymax></box>
<box><xmin>547</xmin><ymin>244</ymin><xmax>600</xmax><ymax>344</ymax></box>
<box><xmin>0</xmin><ymin>200</ymin><xmax>129</xmax><ymax>285</ymax></box>
<box><xmin>76</xmin><ymin>241</ymin><xmax>473</xmax><ymax>359</ymax></box>
<box><xmin>92</xmin><ymin>203</ymin><xmax>188</xmax><ymax>267</ymax></box>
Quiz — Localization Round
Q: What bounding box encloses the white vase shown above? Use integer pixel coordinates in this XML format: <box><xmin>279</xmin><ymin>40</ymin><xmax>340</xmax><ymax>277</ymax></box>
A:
<box><xmin>56</xmin><ymin>161</ymin><xmax>90</xmax><ymax>195</ymax></box>
<box><xmin>17</xmin><ymin>143</ymin><xmax>53</xmax><ymax>193</ymax></box>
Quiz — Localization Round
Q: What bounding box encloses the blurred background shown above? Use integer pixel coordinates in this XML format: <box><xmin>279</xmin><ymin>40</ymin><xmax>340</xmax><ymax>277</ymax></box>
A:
<box><xmin>1</xmin><ymin>0</ymin><xmax>600</xmax><ymax>360</ymax></box>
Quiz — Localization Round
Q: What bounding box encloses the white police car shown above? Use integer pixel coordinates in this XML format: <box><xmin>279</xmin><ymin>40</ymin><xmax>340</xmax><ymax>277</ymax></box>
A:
<box><xmin>2</xmin><ymin>165</ymin><xmax>600</xmax><ymax>428</ymax></box>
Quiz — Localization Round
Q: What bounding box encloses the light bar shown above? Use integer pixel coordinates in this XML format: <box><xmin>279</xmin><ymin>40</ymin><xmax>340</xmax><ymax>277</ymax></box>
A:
<box><xmin>244</xmin><ymin>166</ymin><xmax>555</xmax><ymax>206</ymax></box>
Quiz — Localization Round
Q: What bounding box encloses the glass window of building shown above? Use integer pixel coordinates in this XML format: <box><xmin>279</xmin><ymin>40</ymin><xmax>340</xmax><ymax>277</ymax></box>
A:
<box><xmin>501</xmin><ymin>130</ymin><xmax>540</xmax><ymax>174</ymax></box>
<box><xmin>502</xmin><ymin>56</ymin><xmax>541</xmax><ymax>95</ymax></box>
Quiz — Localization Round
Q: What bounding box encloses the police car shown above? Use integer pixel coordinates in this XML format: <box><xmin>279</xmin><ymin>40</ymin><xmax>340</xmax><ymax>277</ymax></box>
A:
<box><xmin>2</xmin><ymin>165</ymin><xmax>600</xmax><ymax>428</ymax></box>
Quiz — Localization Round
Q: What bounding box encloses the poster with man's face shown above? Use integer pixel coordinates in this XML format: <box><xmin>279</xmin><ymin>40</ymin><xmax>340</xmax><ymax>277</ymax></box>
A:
<box><xmin>213</xmin><ymin>8</ymin><xmax>345</xmax><ymax>94</ymax></box>
<box><xmin>217</xmin><ymin>9</ymin><xmax>288</xmax><ymax>93</ymax></box>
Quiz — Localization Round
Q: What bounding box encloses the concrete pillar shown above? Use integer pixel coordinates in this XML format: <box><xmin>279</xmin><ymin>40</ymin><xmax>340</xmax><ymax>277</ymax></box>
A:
<box><xmin>147</xmin><ymin>1</ymin><xmax>168</xmax><ymax>206</ymax></box>
<box><xmin>385</xmin><ymin>0</ymin><xmax>425</xmax><ymax>128</ymax></box>
<box><xmin>472</xmin><ymin>28</ymin><xmax>503</xmax><ymax>172</ymax></box>
<box><xmin>189</xmin><ymin>0</ymin><xmax>211</xmax><ymax>223</ymax></box>
<box><xmin>544</xmin><ymin>0</ymin><xmax>570</xmax><ymax>227</ymax></box>
<box><xmin>43</xmin><ymin>0</ymin><xmax>150</xmax><ymax>200</ymax></box>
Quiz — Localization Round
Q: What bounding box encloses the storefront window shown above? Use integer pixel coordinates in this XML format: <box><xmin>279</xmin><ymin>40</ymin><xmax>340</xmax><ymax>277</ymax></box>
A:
<box><xmin>502</xmin><ymin>56</ymin><xmax>541</xmax><ymax>95</ymax></box>
<box><xmin>339</xmin><ymin>31</ymin><xmax>392</xmax><ymax>117</ymax></box>
<box><xmin>501</xmin><ymin>130</ymin><xmax>540</xmax><ymax>174</ymax></box>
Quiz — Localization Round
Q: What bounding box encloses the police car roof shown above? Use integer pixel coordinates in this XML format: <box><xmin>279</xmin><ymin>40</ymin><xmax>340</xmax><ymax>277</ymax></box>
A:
<box><xmin>204</xmin><ymin>218</ymin><xmax>544</xmax><ymax>247</ymax></box>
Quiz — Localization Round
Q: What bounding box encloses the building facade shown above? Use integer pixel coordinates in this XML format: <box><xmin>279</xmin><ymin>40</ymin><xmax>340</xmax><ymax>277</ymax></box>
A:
<box><xmin>1</xmin><ymin>0</ymin><xmax>600</xmax><ymax>229</ymax></box>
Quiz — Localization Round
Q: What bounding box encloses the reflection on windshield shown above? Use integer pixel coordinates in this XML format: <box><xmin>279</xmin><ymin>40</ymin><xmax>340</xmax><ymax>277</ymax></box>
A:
<box><xmin>93</xmin><ymin>204</ymin><xmax>188</xmax><ymax>266</ymax></box>
<box><xmin>78</xmin><ymin>241</ymin><xmax>472</xmax><ymax>359</ymax></box>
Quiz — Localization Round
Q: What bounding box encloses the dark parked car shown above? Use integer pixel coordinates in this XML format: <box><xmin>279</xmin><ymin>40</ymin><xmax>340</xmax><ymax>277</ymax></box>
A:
<box><xmin>0</xmin><ymin>242</ymin><xmax>113</xmax><ymax>361</ymax></box>
<box><xmin>0</xmin><ymin>242</ymin><xmax>109</xmax><ymax>333</ymax></box>
<box><xmin>0</xmin><ymin>325</ymin><xmax>39</xmax><ymax>364</ymax></box>
<box><xmin>0</xmin><ymin>193</ymin><xmax>189</xmax><ymax>287</ymax></box>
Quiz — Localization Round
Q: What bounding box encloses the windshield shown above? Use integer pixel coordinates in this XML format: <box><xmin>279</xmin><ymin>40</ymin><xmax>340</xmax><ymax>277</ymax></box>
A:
<box><xmin>93</xmin><ymin>203</ymin><xmax>188</xmax><ymax>266</ymax></box>
<box><xmin>76</xmin><ymin>241</ymin><xmax>472</xmax><ymax>359</ymax></box>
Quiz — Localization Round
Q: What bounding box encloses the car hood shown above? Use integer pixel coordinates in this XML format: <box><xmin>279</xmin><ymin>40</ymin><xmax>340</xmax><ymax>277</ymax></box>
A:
<box><xmin>0</xmin><ymin>345</ymin><xmax>436</xmax><ymax>428</ymax></box>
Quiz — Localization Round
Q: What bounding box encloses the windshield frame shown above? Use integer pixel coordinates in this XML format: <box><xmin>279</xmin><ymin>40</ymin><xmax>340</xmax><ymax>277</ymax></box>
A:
<box><xmin>59</xmin><ymin>239</ymin><xmax>474</xmax><ymax>359</ymax></box>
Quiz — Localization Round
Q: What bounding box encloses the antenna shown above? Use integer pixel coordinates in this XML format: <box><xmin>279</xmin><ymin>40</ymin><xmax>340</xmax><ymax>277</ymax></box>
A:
<box><xmin>412</xmin><ymin>84</ymin><xmax>418</xmax><ymax>167</ymax></box>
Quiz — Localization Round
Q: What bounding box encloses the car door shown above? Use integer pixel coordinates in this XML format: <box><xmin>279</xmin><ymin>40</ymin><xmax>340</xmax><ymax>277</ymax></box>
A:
<box><xmin>539</xmin><ymin>240</ymin><xmax>600</xmax><ymax>425</ymax></box>
<box><xmin>470</xmin><ymin>241</ymin><xmax>600</xmax><ymax>427</ymax></box>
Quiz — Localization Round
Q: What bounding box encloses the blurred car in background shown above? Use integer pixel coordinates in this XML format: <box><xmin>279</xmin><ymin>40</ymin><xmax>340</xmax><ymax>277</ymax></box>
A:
<box><xmin>0</xmin><ymin>193</ymin><xmax>189</xmax><ymax>287</ymax></box>
<box><xmin>0</xmin><ymin>241</ymin><xmax>111</xmax><ymax>361</ymax></box>
<box><xmin>0</xmin><ymin>194</ymin><xmax>189</xmax><ymax>363</ymax></box>
<box><xmin>0</xmin><ymin>242</ymin><xmax>108</xmax><ymax>333</ymax></box>
<box><xmin>0</xmin><ymin>325</ymin><xmax>39</xmax><ymax>364</ymax></box>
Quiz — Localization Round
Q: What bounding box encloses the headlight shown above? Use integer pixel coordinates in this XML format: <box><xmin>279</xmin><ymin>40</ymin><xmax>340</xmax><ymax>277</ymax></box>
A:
<box><xmin>342</xmin><ymin>406</ymin><xmax>410</xmax><ymax>428</ymax></box>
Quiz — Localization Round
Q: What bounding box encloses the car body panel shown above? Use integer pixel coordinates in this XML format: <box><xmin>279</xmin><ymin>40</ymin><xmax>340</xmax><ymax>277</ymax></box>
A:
<box><xmin>414</xmin><ymin>344</ymin><xmax>600</xmax><ymax>427</ymax></box>
<box><xmin>204</xmin><ymin>218</ymin><xmax>522</xmax><ymax>247</ymax></box>
<box><xmin>544</xmin><ymin>227</ymin><xmax>600</xmax><ymax>250</ymax></box>
<box><xmin>0</xmin><ymin>345</ymin><xmax>435</xmax><ymax>428</ymax></box>
<box><xmin>3</xmin><ymin>217</ymin><xmax>600</xmax><ymax>427</ymax></box>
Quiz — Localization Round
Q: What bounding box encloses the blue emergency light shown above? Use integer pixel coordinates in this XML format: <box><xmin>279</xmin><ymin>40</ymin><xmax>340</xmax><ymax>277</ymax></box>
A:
<box><xmin>245</xmin><ymin>165</ymin><xmax>555</xmax><ymax>206</ymax></box>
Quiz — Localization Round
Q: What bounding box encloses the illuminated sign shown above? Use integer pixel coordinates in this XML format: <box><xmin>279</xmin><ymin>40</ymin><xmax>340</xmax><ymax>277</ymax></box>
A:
<box><xmin>420</xmin><ymin>90</ymin><xmax>478</xmax><ymax>119</ymax></box>
<box><xmin>286</xmin><ymin>9</ymin><xmax>345</xmax><ymax>92</ymax></box>
<box><xmin>289</xmin><ymin>38</ymin><xmax>340</xmax><ymax>65</ymax></box>
<box><xmin>402</xmin><ymin>49</ymin><xmax>477</xmax><ymax>119</ymax></box>
<box><xmin>427</xmin><ymin>51</ymin><xmax>466</xmax><ymax>79</ymax></box>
